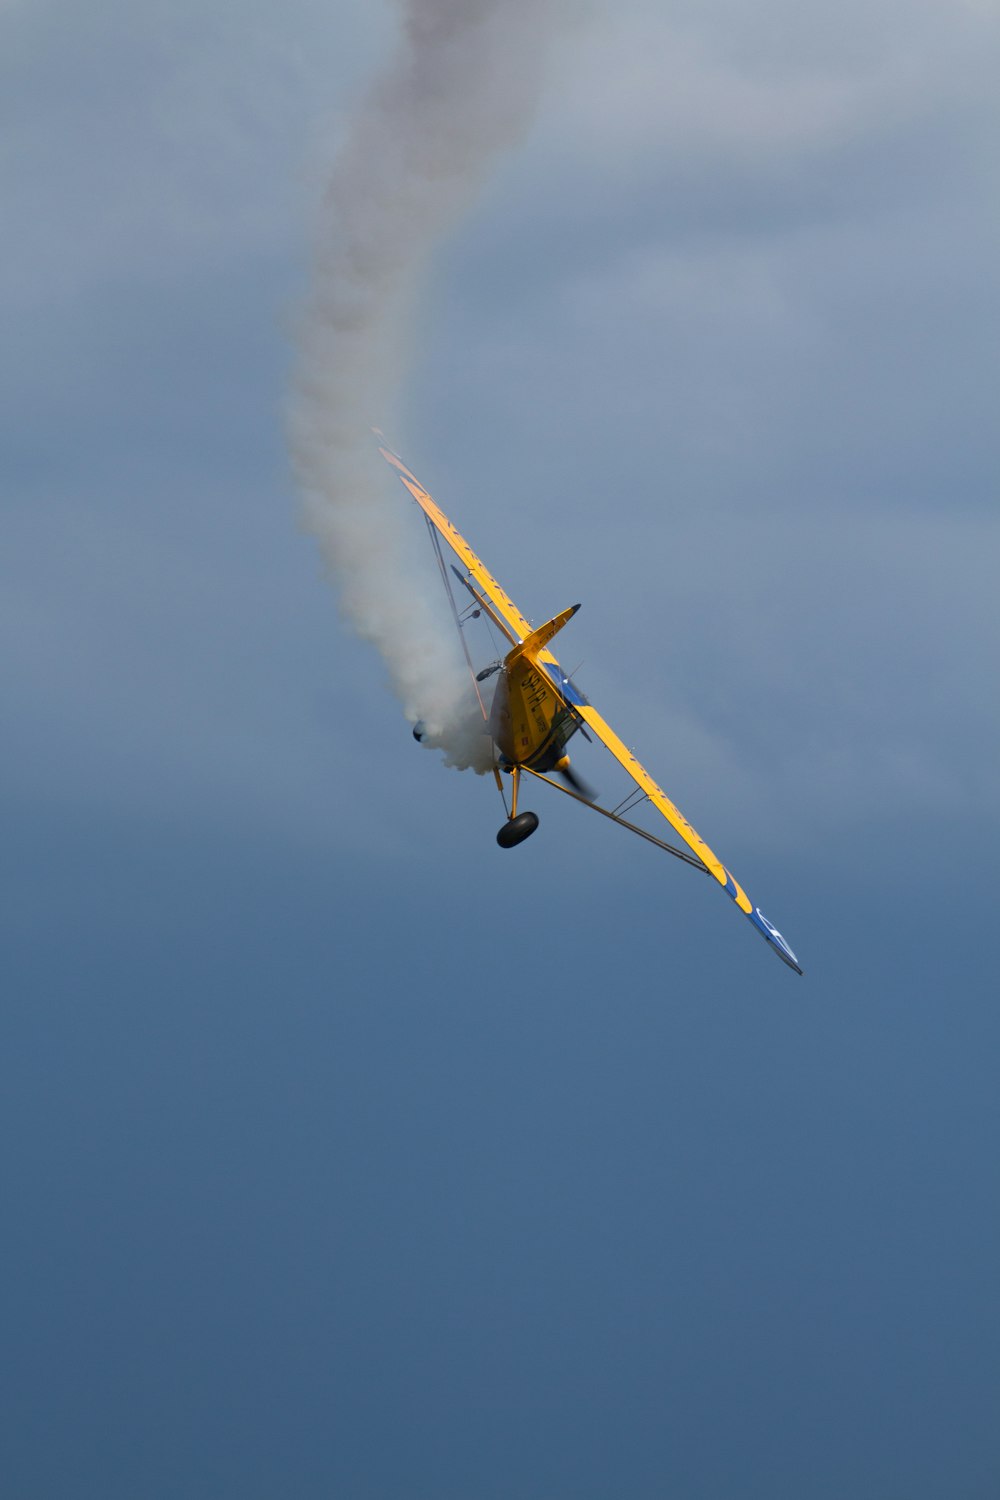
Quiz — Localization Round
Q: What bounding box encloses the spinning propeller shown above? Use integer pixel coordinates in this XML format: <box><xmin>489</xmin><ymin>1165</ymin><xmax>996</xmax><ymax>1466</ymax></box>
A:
<box><xmin>554</xmin><ymin>757</ymin><xmax>597</xmax><ymax>802</ymax></box>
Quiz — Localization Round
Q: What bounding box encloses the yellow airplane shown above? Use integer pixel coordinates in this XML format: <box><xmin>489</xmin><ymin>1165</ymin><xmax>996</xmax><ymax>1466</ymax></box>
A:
<box><xmin>377</xmin><ymin>434</ymin><xmax>803</xmax><ymax>976</ymax></box>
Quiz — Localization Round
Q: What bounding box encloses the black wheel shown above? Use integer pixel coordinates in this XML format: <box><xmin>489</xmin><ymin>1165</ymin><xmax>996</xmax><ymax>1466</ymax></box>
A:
<box><xmin>497</xmin><ymin>811</ymin><xmax>539</xmax><ymax>848</ymax></box>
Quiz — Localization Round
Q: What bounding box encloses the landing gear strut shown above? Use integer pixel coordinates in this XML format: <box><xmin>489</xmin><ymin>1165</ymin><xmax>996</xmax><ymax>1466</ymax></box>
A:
<box><xmin>496</xmin><ymin>764</ymin><xmax>539</xmax><ymax>848</ymax></box>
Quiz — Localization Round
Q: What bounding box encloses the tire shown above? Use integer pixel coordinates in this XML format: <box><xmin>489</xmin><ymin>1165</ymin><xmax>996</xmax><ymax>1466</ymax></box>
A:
<box><xmin>496</xmin><ymin>811</ymin><xmax>539</xmax><ymax>848</ymax></box>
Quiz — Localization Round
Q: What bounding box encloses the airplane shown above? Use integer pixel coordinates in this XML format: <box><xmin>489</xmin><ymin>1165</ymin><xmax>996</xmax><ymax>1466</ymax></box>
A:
<box><xmin>376</xmin><ymin>433</ymin><xmax>803</xmax><ymax>976</ymax></box>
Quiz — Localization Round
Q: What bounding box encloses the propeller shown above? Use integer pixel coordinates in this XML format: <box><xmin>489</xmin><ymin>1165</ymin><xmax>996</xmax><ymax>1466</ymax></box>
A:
<box><xmin>555</xmin><ymin>757</ymin><xmax>597</xmax><ymax>802</ymax></box>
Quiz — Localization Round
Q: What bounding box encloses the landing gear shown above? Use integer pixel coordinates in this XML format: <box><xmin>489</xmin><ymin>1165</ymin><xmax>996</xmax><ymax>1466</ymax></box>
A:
<box><xmin>495</xmin><ymin>763</ymin><xmax>538</xmax><ymax>847</ymax></box>
<box><xmin>497</xmin><ymin>810</ymin><xmax>539</xmax><ymax>848</ymax></box>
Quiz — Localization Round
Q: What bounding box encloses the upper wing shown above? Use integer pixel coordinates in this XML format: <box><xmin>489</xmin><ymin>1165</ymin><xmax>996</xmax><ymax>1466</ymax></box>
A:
<box><xmin>541</xmin><ymin>672</ymin><xmax>803</xmax><ymax>975</ymax></box>
<box><xmin>377</xmin><ymin>435</ymin><xmax>531</xmax><ymax>646</ymax></box>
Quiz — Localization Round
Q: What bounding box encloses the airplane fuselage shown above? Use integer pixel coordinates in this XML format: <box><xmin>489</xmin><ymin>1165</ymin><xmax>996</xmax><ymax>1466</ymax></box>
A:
<box><xmin>489</xmin><ymin>652</ymin><xmax>583</xmax><ymax>773</ymax></box>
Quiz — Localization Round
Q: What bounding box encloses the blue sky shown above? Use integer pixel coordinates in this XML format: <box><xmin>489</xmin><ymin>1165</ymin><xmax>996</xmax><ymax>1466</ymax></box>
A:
<box><xmin>3</xmin><ymin>2</ymin><xmax>999</xmax><ymax>1496</ymax></box>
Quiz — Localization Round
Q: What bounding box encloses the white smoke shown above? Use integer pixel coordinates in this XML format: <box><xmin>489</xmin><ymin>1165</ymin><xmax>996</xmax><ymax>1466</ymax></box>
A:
<box><xmin>288</xmin><ymin>0</ymin><xmax>562</xmax><ymax>772</ymax></box>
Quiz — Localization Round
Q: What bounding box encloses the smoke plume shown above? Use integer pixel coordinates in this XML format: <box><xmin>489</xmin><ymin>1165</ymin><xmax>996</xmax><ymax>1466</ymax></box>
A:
<box><xmin>288</xmin><ymin>1</ymin><xmax>559</xmax><ymax>771</ymax></box>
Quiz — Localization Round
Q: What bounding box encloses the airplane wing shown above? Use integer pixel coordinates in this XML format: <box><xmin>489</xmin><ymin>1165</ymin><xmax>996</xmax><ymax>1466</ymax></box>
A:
<box><xmin>551</xmin><ymin>682</ymin><xmax>802</xmax><ymax>974</ymax></box>
<box><xmin>377</xmin><ymin>434</ymin><xmax>531</xmax><ymax>646</ymax></box>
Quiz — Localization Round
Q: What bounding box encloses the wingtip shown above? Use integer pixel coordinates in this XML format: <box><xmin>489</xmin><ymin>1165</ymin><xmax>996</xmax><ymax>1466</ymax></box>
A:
<box><xmin>749</xmin><ymin>906</ymin><xmax>803</xmax><ymax>976</ymax></box>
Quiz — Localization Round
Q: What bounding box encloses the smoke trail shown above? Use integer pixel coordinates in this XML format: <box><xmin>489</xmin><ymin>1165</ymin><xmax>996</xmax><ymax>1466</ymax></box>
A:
<box><xmin>288</xmin><ymin>1</ymin><xmax>560</xmax><ymax>771</ymax></box>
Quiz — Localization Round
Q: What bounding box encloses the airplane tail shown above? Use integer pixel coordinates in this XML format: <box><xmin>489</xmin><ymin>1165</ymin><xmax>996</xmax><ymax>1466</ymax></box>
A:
<box><xmin>505</xmin><ymin>604</ymin><xmax>580</xmax><ymax>664</ymax></box>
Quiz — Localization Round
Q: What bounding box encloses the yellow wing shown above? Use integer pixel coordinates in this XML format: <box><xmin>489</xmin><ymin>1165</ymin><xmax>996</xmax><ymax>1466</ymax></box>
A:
<box><xmin>377</xmin><ymin>435</ymin><xmax>531</xmax><ymax>645</ymax></box>
<box><xmin>547</xmin><ymin>682</ymin><xmax>802</xmax><ymax>974</ymax></box>
<box><xmin>525</xmin><ymin>649</ymin><xmax>750</xmax><ymax>905</ymax></box>
<box><xmin>578</xmin><ymin>705</ymin><xmax>744</xmax><ymax>900</ymax></box>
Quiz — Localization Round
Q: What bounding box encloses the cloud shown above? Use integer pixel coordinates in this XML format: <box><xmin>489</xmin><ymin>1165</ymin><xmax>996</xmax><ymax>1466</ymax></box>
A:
<box><xmin>0</xmin><ymin>0</ymin><xmax>390</xmax><ymax>312</ymax></box>
<box><xmin>2</xmin><ymin>0</ymin><xmax>996</xmax><ymax>868</ymax></box>
<box><xmin>540</xmin><ymin>0</ymin><xmax>1000</xmax><ymax>168</ymax></box>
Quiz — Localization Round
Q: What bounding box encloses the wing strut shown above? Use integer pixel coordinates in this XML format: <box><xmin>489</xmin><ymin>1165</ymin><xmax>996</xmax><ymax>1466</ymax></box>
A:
<box><xmin>522</xmin><ymin>766</ymin><xmax>711</xmax><ymax>873</ymax></box>
<box><xmin>424</xmin><ymin>515</ymin><xmax>488</xmax><ymax>721</ymax></box>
